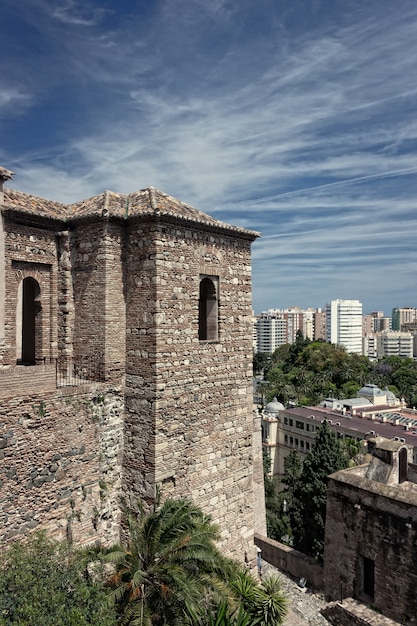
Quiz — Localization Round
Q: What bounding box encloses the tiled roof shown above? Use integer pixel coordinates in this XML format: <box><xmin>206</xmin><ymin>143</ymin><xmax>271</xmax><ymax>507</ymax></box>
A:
<box><xmin>70</xmin><ymin>187</ymin><xmax>259</xmax><ymax>237</ymax></box>
<box><xmin>2</xmin><ymin>185</ymin><xmax>259</xmax><ymax>239</ymax></box>
<box><xmin>2</xmin><ymin>188</ymin><xmax>67</xmax><ymax>220</ymax></box>
<box><xmin>284</xmin><ymin>405</ymin><xmax>417</xmax><ymax>447</ymax></box>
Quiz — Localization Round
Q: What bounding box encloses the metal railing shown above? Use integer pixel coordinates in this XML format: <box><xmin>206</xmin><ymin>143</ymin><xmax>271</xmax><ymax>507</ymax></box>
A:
<box><xmin>56</xmin><ymin>354</ymin><xmax>105</xmax><ymax>387</ymax></box>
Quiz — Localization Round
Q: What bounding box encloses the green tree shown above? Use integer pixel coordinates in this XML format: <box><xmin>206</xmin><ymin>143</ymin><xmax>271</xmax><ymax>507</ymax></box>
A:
<box><xmin>0</xmin><ymin>532</ymin><xmax>115</xmax><ymax>626</ymax></box>
<box><xmin>264</xmin><ymin>450</ymin><xmax>301</xmax><ymax>544</ymax></box>
<box><xmin>231</xmin><ymin>569</ymin><xmax>288</xmax><ymax>626</ymax></box>
<box><xmin>104</xmin><ymin>496</ymin><xmax>227</xmax><ymax>626</ymax></box>
<box><xmin>197</xmin><ymin>568</ymin><xmax>288</xmax><ymax>626</ymax></box>
<box><xmin>289</xmin><ymin>421</ymin><xmax>348</xmax><ymax>560</ymax></box>
<box><xmin>198</xmin><ymin>601</ymin><xmax>251</xmax><ymax>626</ymax></box>
<box><xmin>262</xmin><ymin>339</ymin><xmax>374</xmax><ymax>407</ymax></box>
<box><xmin>253</xmin><ymin>352</ymin><xmax>271</xmax><ymax>376</ymax></box>
<box><xmin>281</xmin><ymin>450</ymin><xmax>302</xmax><ymax>510</ymax></box>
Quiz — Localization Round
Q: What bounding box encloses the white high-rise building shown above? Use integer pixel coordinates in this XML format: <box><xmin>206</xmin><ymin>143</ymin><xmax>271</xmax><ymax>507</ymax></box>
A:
<box><xmin>325</xmin><ymin>299</ymin><xmax>363</xmax><ymax>354</ymax></box>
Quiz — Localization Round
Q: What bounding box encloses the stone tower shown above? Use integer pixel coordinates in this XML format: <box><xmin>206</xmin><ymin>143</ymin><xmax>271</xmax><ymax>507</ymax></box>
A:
<box><xmin>0</xmin><ymin>170</ymin><xmax>265</xmax><ymax>559</ymax></box>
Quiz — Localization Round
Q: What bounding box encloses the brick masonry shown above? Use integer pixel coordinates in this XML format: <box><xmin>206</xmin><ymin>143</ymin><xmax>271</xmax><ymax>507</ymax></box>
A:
<box><xmin>0</xmin><ymin>178</ymin><xmax>266</xmax><ymax>560</ymax></box>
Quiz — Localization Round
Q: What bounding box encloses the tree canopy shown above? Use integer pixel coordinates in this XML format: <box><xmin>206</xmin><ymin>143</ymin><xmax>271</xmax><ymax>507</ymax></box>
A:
<box><xmin>259</xmin><ymin>335</ymin><xmax>417</xmax><ymax>406</ymax></box>
<box><xmin>104</xmin><ymin>495</ymin><xmax>288</xmax><ymax>626</ymax></box>
<box><xmin>104</xmin><ymin>496</ymin><xmax>226</xmax><ymax>626</ymax></box>
<box><xmin>0</xmin><ymin>532</ymin><xmax>115</xmax><ymax>626</ymax></box>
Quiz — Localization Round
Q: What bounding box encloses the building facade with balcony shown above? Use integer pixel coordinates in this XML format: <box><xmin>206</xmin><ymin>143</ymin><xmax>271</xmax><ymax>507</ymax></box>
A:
<box><xmin>325</xmin><ymin>299</ymin><xmax>363</xmax><ymax>354</ymax></box>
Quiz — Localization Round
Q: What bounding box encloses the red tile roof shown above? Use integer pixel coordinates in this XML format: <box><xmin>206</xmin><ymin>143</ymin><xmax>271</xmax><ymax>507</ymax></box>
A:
<box><xmin>2</xmin><ymin>185</ymin><xmax>259</xmax><ymax>239</ymax></box>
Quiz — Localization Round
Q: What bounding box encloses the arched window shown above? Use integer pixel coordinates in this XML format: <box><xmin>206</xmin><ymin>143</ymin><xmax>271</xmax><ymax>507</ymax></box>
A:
<box><xmin>17</xmin><ymin>277</ymin><xmax>41</xmax><ymax>364</ymax></box>
<box><xmin>198</xmin><ymin>276</ymin><xmax>218</xmax><ymax>341</ymax></box>
<box><xmin>399</xmin><ymin>447</ymin><xmax>408</xmax><ymax>483</ymax></box>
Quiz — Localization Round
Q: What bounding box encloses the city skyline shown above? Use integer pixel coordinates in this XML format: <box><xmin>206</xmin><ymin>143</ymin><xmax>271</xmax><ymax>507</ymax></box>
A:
<box><xmin>256</xmin><ymin>303</ymin><xmax>416</xmax><ymax>317</ymax></box>
<box><xmin>2</xmin><ymin>0</ymin><xmax>417</xmax><ymax>315</ymax></box>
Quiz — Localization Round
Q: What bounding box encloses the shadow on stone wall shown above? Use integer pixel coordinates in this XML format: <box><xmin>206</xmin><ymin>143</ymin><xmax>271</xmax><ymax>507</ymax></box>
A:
<box><xmin>254</xmin><ymin>533</ymin><xmax>323</xmax><ymax>590</ymax></box>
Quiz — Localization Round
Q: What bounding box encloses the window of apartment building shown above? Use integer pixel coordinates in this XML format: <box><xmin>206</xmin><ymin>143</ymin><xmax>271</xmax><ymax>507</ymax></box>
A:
<box><xmin>289</xmin><ymin>437</ymin><xmax>293</xmax><ymax>445</ymax></box>
<box><xmin>295</xmin><ymin>420</ymin><xmax>304</xmax><ymax>430</ymax></box>
<box><xmin>199</xmin><ymin>276</ymin><xmax>219</xmax><ymax>341</ymax></box>
<box><xmin>289</xmin><ymin>419</ymin><xmax>293</xmax><ymax>427</ymax></box>
<box><xmin>295</xmin><ymin>438</ymin><xmax>298</xmax><ymax>446</ymax></box>
<box><xmin>300</xmin><ymin>440</ymin><xmax>304</xmax><ymax>449</ymax></box>
<box><xmin>284</xmin><ymin>435</ymin><xmax>288</xmax><ymax>444</ymax></box>
<box><xmin>306</xmin><ymin>442</ymin><xmax>310</xmax><ymax>451</ymax></box>
<box><xmin>284</xmin><ymin>417</ymin><xmax>288</xmax><ymax>425</ymax></box>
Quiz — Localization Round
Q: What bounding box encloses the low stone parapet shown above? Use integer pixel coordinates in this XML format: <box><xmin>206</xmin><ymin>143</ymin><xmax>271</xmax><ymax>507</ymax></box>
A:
<box><xmin>254</xmin><ymin>533</ymin><xmax>323</xmax><ymax>591</ymax></box>
<box><xmin>321</xmin><ymin>598</ymin><xmax>406</xmax><ymax>625</ymax></box>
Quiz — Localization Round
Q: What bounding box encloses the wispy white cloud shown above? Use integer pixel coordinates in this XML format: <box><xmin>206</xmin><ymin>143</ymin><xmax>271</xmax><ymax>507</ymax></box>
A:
<box><xmin>2</xmin><ymin>0</ymin><xmax>417</xmax><ymax>314</ymax></box>
<box><xmin>52</xmin><ymin>0</ymin><xmax>107</xmax><ymax>26</ymax></box>
<box><xmin>0</xmin><ymin>86</ymin><xmax>32</xmax><ymax>112</ymax></box>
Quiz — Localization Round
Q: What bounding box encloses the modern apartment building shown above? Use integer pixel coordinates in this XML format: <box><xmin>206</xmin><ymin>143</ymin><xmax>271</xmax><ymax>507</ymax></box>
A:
<box><xmin>371</xmin><ymin>311</ymin><xmax>391</xmax><ymax>332</ymax></box>
<box><xmin>325</xmin><ymin>299</ymin><xmax>363</xmax><ymax>354</ymax></box>
<box><xmin>392</xmin><ymin>307</ymin><xmax>417</xmax><ymax>330</ymax></box>
<box><xmin>363</xmin><ymin>330</ymin><xmax>414</xmax><ymax>359</ymax></box>
<box><xmin>255</xmin><ymin>307</ymin><xmax>316</xmax><ymax>353</ymax></box>
<box><xmin>376</xmin><ymin>331</ymin><xmax>414</xmax><ymax>358</ymax></box>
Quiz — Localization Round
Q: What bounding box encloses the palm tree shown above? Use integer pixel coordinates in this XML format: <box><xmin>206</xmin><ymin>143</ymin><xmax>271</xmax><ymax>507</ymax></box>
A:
<box><xmin>231</xmin><ymin>569</ymin><xmax>288</xmax><ymax>626</ymax></box>
<box><xmin>198</xmin><ymin>601</ymin><xmax>251</xmax><ymax>626</ymax></box>
<box><xmin>104</xmin><ymin>495</ymin><xmax>227</xmax><ymax>626</ymax></box>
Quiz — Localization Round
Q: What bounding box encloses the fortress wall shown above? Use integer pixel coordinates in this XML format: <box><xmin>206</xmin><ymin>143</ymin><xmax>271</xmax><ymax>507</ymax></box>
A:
<box><xmin>0</xmin><ymin>386</ymin><xmax>124</xmax><ymax>546</ymax></box>
<box><xmin>2</xmin><ymin>219</ymin><xmax>58</xmax><ymax>365</ymax></box>
<box><xmin>123</xmin><ymin>217</ymin><xmax>257</xmax><ymax>560</ymax></box>
<box><xmin>323</xmin><ymin>477</ymin><xmax>417</xmax><ymax>623</ymax></box>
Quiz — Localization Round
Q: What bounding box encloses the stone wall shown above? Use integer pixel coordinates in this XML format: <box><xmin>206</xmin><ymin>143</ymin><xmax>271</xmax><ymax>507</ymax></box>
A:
<box><xmin>2</xmin><ymin>219</ymin><xmax>58</xmax><ymax>365</ymax></box>
<box><xmin>71</xmin><ymin>220</ymin><xmax>126</xmax><ymax>380</ymax></box>
<box><xmin>0</xmin><ymin>384</ymin><xmax>123</xmax><ymax>546</ymax></box>
<box><xmin>123</xmin><ymin>216</ymin><xmax>258</xmax><ymax>559</ymax></box>
<box><xmin>254</xmin><ymin>533</ymin><xmax>324</xmax><ymax>590</ymax></box>
<box><xmin>321</xmin><ymin>599</ymin><xmax>406</xmax><ymax>626</ymax></box>
<box><xmin>323</xmin><ymin>474</ymin><xmax>417</xmax><ymax>624</ymax></box>
<box><xmin>0</xmin><ymin>181</ymin><xmax>264</xmax><ymax>562</ymax></box>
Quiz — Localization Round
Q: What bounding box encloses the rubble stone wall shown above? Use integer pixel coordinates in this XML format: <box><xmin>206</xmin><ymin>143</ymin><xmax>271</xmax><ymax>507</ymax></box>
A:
<box><xmin>123</xmin><ymin>217</ymin><xmax>258</xmax><ymax>559</ymax></box>
<box><xmin>0</xmin><ymin>384</ymin><xmax>124</xmax><ymax>546</ymax></box>
<box><xmin>323</xmin><ymin>477</ymin><xmax>417</xmax><ymax>624</ymax></box>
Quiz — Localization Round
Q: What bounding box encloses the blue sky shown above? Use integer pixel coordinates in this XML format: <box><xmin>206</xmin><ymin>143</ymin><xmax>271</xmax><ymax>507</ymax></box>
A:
<box><xmin>2</xmin><ymin>0</ymin><xmax>417</xmax><ymax>315</ymax></box>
